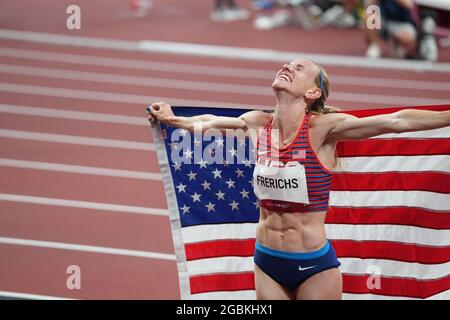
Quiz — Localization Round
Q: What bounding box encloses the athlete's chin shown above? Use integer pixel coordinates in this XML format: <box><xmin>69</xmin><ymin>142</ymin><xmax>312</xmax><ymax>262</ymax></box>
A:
<box><xmin>272</xmin><ymin>81</ymin><xmax>288</xmax><ymax>90</ymax></box>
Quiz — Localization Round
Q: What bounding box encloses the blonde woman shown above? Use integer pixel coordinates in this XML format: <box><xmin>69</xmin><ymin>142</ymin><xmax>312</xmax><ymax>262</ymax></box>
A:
<box><xmin>148</xmin><ymin>58</ymin><xmax>450</xmax><ymax>300</ymax></box>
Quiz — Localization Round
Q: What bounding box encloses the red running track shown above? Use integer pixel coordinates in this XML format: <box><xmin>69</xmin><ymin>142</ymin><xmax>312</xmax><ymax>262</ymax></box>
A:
<box><xmin>0</xmin><ymin>0</ymin><xmax>449</xmax><ymax>299</ymax></box>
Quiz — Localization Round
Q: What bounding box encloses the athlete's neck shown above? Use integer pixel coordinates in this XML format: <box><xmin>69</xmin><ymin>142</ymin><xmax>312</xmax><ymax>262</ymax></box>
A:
<box><xmin>272</xmin><ymin>99</ymin><xmax>307</xmax><ymax>146</ymax></box>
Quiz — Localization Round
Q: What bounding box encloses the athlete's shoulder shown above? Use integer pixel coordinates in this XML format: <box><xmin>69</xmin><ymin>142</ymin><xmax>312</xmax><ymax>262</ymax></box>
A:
<box><xmin>239</xmin><ymin>109</ymin><xmax>272</xmax><ymax>126</ymax></box>
<box><xmin>311</xmin><ymin>111</ymin><xmax>356</xmax><ymax>125</ymax></box>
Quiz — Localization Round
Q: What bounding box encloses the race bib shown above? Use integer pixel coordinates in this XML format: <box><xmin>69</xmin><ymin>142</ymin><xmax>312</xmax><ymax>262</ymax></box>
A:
<box><xmin>253</xmin><ymin>161</ymin><xmax>309</xmax><ymax>205</ymax></box>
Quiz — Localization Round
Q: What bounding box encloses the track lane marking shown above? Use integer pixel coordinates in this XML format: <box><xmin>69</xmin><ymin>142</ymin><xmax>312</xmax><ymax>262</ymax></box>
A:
<box><xmin>0</xmin><ymin>193</ymin><xmax>168</xmax><ymax>216</ymax></box>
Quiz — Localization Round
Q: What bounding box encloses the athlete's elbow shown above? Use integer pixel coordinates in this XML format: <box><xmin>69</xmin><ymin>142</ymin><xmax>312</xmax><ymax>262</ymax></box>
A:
<box><xmin>389</xmin><ymin>111</ymin><xmax>416</xmax><ymax>133</ymax></box>
<box><xmin>202</xmin><ymin>119</ymin><xmax>217</xmax><ymax>132</ymax></box>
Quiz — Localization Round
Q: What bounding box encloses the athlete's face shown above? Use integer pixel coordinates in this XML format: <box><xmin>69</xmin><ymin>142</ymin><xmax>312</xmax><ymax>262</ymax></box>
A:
<box><xmin>272</xmin><ymin>58</ymin><xmax>318</xmax><ymax>99</ymax></box>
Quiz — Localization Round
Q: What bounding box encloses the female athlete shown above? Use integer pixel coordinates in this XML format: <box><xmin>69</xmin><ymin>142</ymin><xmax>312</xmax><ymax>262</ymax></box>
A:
<box><xmin>147</xmin><ymin>58</ymin><xmax>450</xmax><ymax>300</ymax></box>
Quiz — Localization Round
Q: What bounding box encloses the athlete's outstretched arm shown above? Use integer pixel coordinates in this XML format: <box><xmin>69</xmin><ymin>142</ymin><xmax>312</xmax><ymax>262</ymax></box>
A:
<box><xmin>327</xmin><ymin>109</ymin><xmax>450</xmax><ymax>141</ymax></box>
<box><xmin>146</xmin><ymin>101</ymin><xmax>250</xmax><ymax>132</ymax></box>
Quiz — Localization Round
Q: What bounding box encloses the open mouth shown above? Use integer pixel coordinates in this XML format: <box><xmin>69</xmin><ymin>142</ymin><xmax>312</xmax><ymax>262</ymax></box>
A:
<box><xmin>278</xmin><ymin>73</ymin><xmax>292</xmax><ymax>83</ymax></box>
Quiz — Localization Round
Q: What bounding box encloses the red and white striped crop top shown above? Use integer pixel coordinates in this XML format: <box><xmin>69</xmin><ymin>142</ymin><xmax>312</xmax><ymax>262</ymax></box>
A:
<box><xmin>253</xmin><ymin>113</ymin><xmax>332</xmax><ymax>213</ymax></box>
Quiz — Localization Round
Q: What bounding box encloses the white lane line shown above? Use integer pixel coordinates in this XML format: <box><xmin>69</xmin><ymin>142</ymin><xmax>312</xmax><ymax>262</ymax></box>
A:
<box><xmin>0</xmin><ymin>129</ymin><xmax>155</xmax><ymax>151</ymax></box>
<box><xmin>0</xmin><ymin>63</ymin><xmax>271</xmax><ymax>96</ymax></box>
<box><xmin>0</xmin><ymin>193</ymin><xmax>168</xmax><ymax>216</ymax></box>
<box><xmin>0</xmin><ymin>104</ymin><xmax>146</xmax><ymax>125</ymax></box>
<box><xmin>3</xmin><ymin>63</ymin><xmax>450</xmax><ymax>98</ymax></box>
<box><xmin>0</xmin><ymin>82</ymin><xmax>268</xmax><ymax>110</ymax></box>
<box><xmin>139</xmin><ymin>39</ymin><xmax>450</xmax><ymax>73</ymax></box>
<box><xmin>0</xmin><ymin>291</ymin><xmax>74</xmax><ymax>300</ymax></box>
<box><xmin>0</xmin><ymin>158</ymin><xmax>162</xmax><ymax>181</ymax></box>
<box><xmin>0</xmin><ymin>81</ymin><xmax>447</xmax><ymax>107</ymax></box>
<box><xmin>0</xmin><ymin>237</ymin><xmax>176</xmax><ymax>261</ymax></box>
<box><xmin>1</xmin><ymin>47</ymin><xmax>449</xmax><ymax>91</ymax></box>
<box><xmin>0</xmin><ymin>47</ymin><xmax>274</xmax><ymax>79</ymax></box>
<box><xmin>1</xmin><ymin>29</ymin><xmax>449</xmax><ymax>72</ymax></box>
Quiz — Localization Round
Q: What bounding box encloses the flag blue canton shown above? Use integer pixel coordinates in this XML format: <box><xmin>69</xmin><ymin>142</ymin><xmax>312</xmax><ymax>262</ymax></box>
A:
<box><xmin>160</xmin><ymin>107</ymin><xmax>260</xmax><ymax>228</ymax></box>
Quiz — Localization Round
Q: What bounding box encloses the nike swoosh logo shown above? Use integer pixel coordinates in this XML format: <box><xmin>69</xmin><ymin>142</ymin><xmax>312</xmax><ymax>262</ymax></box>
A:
<box><xmin>298</xmin><ymin>265</ymin><xmax>318</xmax><ymax>271</ymax></box>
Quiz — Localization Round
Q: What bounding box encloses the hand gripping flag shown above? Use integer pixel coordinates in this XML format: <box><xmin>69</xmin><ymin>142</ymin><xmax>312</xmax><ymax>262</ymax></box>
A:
<box><xmin>150</xmin><ymin>105</ymin><xmax>450</xmax><ymax>300</ymax></box>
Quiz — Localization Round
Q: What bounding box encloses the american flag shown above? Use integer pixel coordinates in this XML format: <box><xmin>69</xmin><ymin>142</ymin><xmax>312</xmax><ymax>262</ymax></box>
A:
<box><xmin>151</xmin><ymin>105</ymin><xmax>450</xmax><ymax>300</ymax></box>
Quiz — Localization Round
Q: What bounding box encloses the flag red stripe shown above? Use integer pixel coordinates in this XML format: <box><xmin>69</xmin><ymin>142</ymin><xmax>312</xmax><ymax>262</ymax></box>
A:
<box><xmin>332</xmin><ymin>172</ymin><xmax>450</xmax><ymax>193</ymax></box>
<box><xmin>342</xmin><ymin>274</ymin><xmax>450</xmax><ymax>299</ymax></box>
<box><xmin>190</xmin><ymin>272</ymin><xmax>450</xmax><ymax>298</ymax></box>
<box><xmin>185</xmin><ymin>239</ymin><xmax>256</xmax><ymax>261</ymax></box>
<box><xmin>342</xmin><ymin>104</ymin><xmax>450</xmax><ymax>117</ymax></box>
<box><xmin>326</xmin><ymin>207</ymin><xmax>450</xmax><ymax>229</ymax></box>
<box><xmin>184</xmin><ymin>239</ymin><xmax>449</xmax><ymax>264</ymax></box>
<box><xmin>190</xmin><ymin>272</ymin><xmax>255</xmax><ymax>294</ymax></box>
<box><xmin>337</xmin><ymin>139</ymin><xmax>449</xmax><ymax>157</ymax></box>
<box><xmin>332</xmin><ymin>240</ymin><xmax>450</xmax><ymax>264</ymax></box>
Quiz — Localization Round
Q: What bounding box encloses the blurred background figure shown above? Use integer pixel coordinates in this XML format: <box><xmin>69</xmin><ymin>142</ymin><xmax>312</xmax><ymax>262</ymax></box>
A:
<box><xmin>129</xmin><ymin>0</ymin><xmax>153</xmax><ymax>17</ymax></box>
<box><xmin>319</xmin><ymin>0</ymin><xmax>361</xmax><ymax>28</ymax></box>
<box><xmin>416</xmin><ymin>0</ymin><xmax>450</xmax><ymax>62</ymax></box>
<box><xmin>252</xmin><ymin>0</ymin><xmax>292</xmax><ymax>30</ymax></box>
<box><xmin>364</xmin><ymin>0</ymin><xmax>418</xmax><ymax>59</ymax></box>
<box><xmin>253</xmin><ymin>0</ymin><xmax>362</xmax><ymax>30</ymax></box>
<box><xmin>210</xmin><ymin>0</ymin><xmax>250</xmax><ymax>22</ymax></box>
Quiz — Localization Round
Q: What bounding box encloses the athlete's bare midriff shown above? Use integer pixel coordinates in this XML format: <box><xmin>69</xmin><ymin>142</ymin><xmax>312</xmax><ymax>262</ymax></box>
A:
<box><xmin>256</xmin><ymin>208</ymin><xmax>327</xmax><ymax>252</ymax></box>
<box><xmin>248</xmin><ymin>112</ymin><xmax>336</xmax><ymax>254</ymax></box>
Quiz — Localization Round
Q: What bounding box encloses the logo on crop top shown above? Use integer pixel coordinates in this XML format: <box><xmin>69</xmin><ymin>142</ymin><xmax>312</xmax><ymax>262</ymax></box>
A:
<box><xmin>257</xmin><ymin>159</ymin><xmax>303</xmax><ymax>168</ymax></box>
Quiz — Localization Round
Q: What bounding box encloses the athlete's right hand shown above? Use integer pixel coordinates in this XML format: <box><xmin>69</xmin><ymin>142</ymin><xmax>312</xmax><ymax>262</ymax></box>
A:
<box><xmin>146</xmin><ymin>101</ymin><xmax>175</xmax><ymax>124</ymax></box>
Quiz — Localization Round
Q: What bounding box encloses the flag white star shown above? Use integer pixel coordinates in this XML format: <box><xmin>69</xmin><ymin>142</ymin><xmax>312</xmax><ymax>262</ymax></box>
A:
<box><xmin>228</xmin><ymin>148</ymin><xmax>237</xmax><ymax>157</ymax></box>
<box><xmin>212</xmin><ymin>168</ymin><xmax>222</xmax><ymax>179</ymax></box>
<box><xmin>235</xmin><ymin>168</ymin><xmax>244</xmax><ymax>178</ymax></box>
<box><xmin>205</xmin><ymin>202</ymin><xmax>216</xmax><ymax>212</ymax></box>
<box><xmin>215</xmin><ymin>190</ymin><xmax>226</xmax><ymax>201</ymax></box>
<box><xmin>225</xmin><ymin>179</ymin><xmax>235</xmax><ymax>189</ymax></box>
<box><xmin>240</xmin><ymin>188</ymin><xmax>249</xmax><ymax>199</ymax></box>
<box><xmin>190</xmin><ymin>192</ymin><xmax>201</xmax><ymax>202</ymax></box>
<box><xmin>242</xmin><ymin>159</ymin><xmax>252</xmax><ymax>167</ymax></box>
<box><xmin>253</xmin><ymin>200</ymin><xmax>260</xmax><ymax>209</ymax></box>
<box><xmin>215</xmin><ymin>138</ymin><xmax>224</xmax><ymax>147</ymax></box>
<box><xmin>229</xmin><ymin>200</ymin><xmax>239</xmax><ymax>211</ymax></box>
<box><xmin>172</xmin><ymin>162</ymin><xmax>182</xmax><ymax>171</ymax></box>
<box><xmin>176</xmin><ymin>182</ymin><xmax>187</xmax><ymax>193</ymax></box>
<box><xmin>187</xmin><ymin>170</ymin><xmax>197</xmax><ymax>181</ymax></box>
<box><xmin>184</xmin><ymin>149</ymin><xmax>193</xmax><ymax>160</ymax></box>
<box><xmin>197</xmin><ymin>158</ymin><xmax>208</xmax><ymax>169</ymax></box>
<box><xmin>169</xmin><ymin>142</ymin><xmax>179</xmax><ymax>150</ymax></box>
<box><xmin>180</xmin><ymin>204</ymin><xmax>190</xmax><ymax>214</ymax></box>
<box><xmin>248</xmin><ymin>179</ymin><xmax>254</xmax><ymax>187</ymax></box>
<box><xmin>201</xmin><ymin>180</ymin><xmax>211</xmax><ymax>191</ymax></box>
